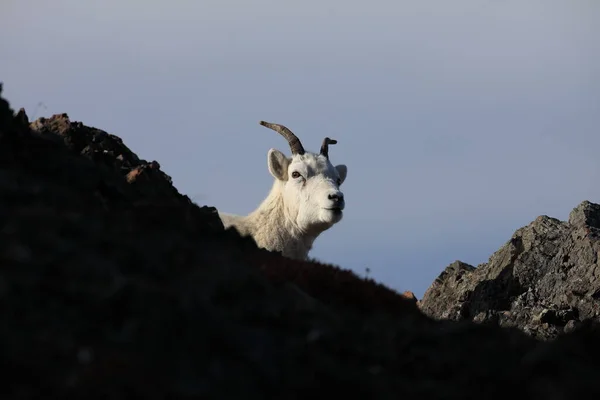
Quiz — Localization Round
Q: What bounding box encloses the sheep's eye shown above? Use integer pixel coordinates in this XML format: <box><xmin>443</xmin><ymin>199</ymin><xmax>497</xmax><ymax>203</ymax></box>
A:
<box><xmin>291</xmin><ymin>171</ymin><xmax>301</xmax><ymax>179</ymax></box>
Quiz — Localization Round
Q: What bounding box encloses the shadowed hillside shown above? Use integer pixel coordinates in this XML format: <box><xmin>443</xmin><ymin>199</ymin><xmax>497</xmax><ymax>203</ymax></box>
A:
<box><xmin>2</xmin><ymin>84</ymin><xmax>600</xmax><ymax>399</ymax></box>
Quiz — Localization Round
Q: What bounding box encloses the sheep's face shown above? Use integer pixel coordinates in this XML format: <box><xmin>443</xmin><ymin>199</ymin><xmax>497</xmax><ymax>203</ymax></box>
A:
<box><xmin>267</xmin><ymin>149</ymin><xmax>347</xmax><ymax>233</ymax></box>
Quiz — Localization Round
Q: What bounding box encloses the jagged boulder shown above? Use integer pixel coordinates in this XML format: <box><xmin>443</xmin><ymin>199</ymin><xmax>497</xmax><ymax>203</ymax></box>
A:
<box><xmin>420</xmin><ymin>200</ymin><xmax>600</xmax><ymax>340</ymax></box>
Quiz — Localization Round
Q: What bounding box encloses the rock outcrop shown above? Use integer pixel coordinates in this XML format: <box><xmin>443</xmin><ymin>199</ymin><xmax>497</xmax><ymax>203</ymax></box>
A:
<box><xmin>420</xmin><ymin>201</ymin><xmax>600</xmax><ymax>340</ymax></box>
<box><xmin>2</xmin><ymin>83</ymin><xmax>600</xmax><ymax>399</ymax></box>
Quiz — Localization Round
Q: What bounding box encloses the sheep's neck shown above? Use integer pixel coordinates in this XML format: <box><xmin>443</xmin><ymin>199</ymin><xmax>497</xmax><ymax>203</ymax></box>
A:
<box><xmin>247</xmin><ymin>181</ymin><xmax>317</xmax><ymax>260</ymax></box>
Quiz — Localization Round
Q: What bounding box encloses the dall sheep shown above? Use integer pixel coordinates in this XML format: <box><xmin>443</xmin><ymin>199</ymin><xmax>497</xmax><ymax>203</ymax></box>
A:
<box><xmin>218</xmin><ymin>121</ymin><xmax>348</xmax><ymax>260</ymax></box>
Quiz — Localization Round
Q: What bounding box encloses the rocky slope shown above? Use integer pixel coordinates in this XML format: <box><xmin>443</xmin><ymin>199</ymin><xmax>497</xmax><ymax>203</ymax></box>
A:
<box><xmin>2</xmin><ymin>83</ymin><xmax>600</xmax><ymax>399</ymax></box>
<box><xmin>419</xmin><ymin>201</ymin><xmax>600</xmax><ymax>341</ymax></box>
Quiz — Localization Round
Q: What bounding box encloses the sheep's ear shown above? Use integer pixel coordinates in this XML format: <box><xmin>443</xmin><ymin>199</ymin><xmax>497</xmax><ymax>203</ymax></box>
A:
<box><xmin>267</xmin><ymin>148</ymin><xmax>290</xmax><ymax>181</ymax></box>
<box><xmin>335</xmin><ymin>164</ymin><xmax>347</xmax><ymax>185</ymax></box>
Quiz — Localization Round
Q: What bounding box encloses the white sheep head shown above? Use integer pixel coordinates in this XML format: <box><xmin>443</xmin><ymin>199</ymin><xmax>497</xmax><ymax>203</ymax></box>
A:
<box><xmin>260</xmin><ymin>120</ymin><xmax>348</xmax><ymax>234</ymax></box>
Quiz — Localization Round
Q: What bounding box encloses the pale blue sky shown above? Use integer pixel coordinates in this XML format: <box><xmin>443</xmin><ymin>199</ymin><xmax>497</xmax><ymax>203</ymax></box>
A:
<box><xmin>2</xmin><ymin>0</ymin><xmax>599</xmax><ymax>298</ymax></box>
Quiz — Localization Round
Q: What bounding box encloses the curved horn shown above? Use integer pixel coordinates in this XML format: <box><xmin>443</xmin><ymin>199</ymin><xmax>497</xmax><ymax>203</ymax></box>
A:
<box><xmin>259</xmin><ymin>121</ymin><xmax>305</xmax><ymax>155</ymax></box>
<box><xmin>320</xmin><ymin>137</ymin><xmax>337</xmax><ymax>159</ymax></box>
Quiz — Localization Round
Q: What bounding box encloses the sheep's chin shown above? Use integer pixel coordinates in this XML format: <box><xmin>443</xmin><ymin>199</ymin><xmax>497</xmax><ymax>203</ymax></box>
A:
<box><xmin>320</xmin><ymin>208</ymin><xmax>343</xmax><ymax>225</ymax></box>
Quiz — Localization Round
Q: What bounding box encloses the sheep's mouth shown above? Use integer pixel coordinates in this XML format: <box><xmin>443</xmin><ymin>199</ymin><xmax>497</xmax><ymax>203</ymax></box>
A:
<box><xmin>324</xmin><ymin>207</ymin><xmax>343</xmax><ymax>213</ymax></box>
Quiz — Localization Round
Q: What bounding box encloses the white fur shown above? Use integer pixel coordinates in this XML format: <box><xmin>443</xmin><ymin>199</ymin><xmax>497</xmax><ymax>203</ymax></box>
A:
<box><xmin>218</xmin><ymin>146</ymin><xmax>348</xmax><ymax>260</ymax></box>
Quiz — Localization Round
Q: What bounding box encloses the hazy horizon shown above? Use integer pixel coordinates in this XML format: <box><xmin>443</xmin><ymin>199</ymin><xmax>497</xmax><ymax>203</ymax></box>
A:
<box><xmin>2</xmin><ymin>0</ymin><xmax>599</xmax><ymax>297</ymax></box>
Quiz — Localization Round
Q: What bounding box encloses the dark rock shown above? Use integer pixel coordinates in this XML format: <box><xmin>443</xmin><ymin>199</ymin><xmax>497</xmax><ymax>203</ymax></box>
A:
<box><xmin>420</xmin><ymin>201</ymin><xmax>600</xmax><ymax>341</ymax></box>
<box><xmin>402</xmin><ymin>291</ymin><xmax>418</xmax><ymax>303</ymax></box>
<box><xmin>569</xmin><ymin>200</ymin><xmax>600</xmax><ymax>230</ymax></box>
<box><xmin>3</xmin><ymin>83</ymin><xmax>600</xmax><ymax>398</ymax></box>
<box><xmin>563</xmin><ymin>319</ymin><xmax>580</xmax><ymax>334</ymax></box>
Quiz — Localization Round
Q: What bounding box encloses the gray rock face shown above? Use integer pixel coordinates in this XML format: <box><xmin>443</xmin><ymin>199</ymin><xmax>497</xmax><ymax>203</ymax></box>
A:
<box><xmin>420</xmin><ymin>201</ymin><xmax>600</xmax><ymax>340</ymax></box>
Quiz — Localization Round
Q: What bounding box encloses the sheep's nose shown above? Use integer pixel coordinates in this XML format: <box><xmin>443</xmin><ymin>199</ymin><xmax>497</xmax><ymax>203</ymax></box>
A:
<box><xmin>328</xmin><ymin>193</ymin><xmax>344</xmax><ymax>202</ymax></box>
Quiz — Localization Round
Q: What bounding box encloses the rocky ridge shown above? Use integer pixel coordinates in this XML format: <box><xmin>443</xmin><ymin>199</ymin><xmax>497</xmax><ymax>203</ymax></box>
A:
<box><xmin>2</xmin><ymin>83</ymin><xmax>600</xmax><ymax>398</ymax></box>
<box><xmin>420</xmin><ymin>200</ymin><xmax>600</xmax><ymax>341</ymax></box>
